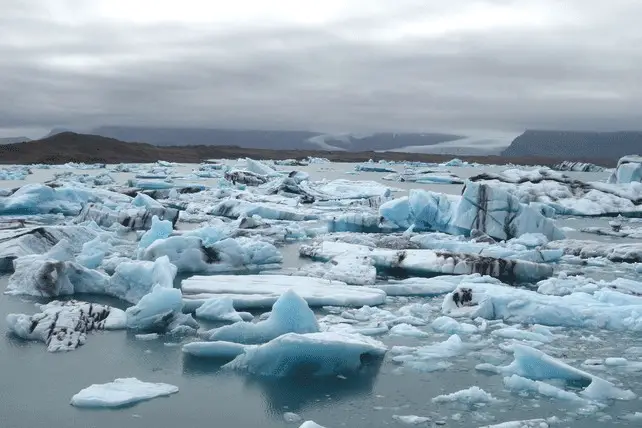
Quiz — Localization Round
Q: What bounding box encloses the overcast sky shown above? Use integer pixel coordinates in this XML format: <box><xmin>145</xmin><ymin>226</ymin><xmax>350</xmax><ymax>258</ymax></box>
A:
<box><xmin>2</xmin><ymin>0</ymin><xmax>641</xmax><ymax>139</ymax></box>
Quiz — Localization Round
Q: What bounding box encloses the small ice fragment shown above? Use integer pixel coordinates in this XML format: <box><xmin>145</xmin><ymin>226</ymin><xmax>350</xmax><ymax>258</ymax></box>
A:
<box><xmin>432</xmin><ymin>386</ymin><xmax>499</xmax><ymax>405</ymax></box>
<box><xmin>284</xmin><ymin>412</ymin><xmax>302</xmax><ymax>423</ymax></box>
<box><xmin>70</xmin><ymin>378</ymin><xmax>178</xmax><ymax>408</ymax></box>
<box><xmin>392</xmin><ymin>414</ymin><xmax>431</xmax><ymax>425</ymax></box>
<box><xmin>135</xmin><ymin>333</ymin><xmax>159</xmax><ymax>341</ymax></box>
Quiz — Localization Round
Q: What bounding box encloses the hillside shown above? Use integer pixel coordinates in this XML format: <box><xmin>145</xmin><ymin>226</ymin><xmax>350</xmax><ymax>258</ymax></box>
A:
<box><xmin>77</xmin><ymin>126</ymin><xmax>463</xmax><ymax>152</ymax></box>
<box><xmin>0</xmin><ymin>132</ymin><xmax>616</xmax><ymax>167</ymax></box>
<box><xmin>0</xmin><ymin>137</ymin><xmax>31</xmax><ymax>144</ymax></box>
<box><xmin>502</xmin><ymin>130</ymin><xmax>642</xmax><ymax>160</ymax></box>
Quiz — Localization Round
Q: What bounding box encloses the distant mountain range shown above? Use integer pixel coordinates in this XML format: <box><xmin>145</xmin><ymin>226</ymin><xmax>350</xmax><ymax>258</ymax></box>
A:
<box><xmin>0</xmin><ymin>136</ymin><xmax>31</xmax><ymax>144</ymax></box>
<box><xmin>75</xmin><ymin>126</ymin><xmax>464</xmax><ymax>152</ymax></box>
<box><xmin>502</xmin><ymin>130</ymin><xmax>642</xmax><ymax>160</ymax></box>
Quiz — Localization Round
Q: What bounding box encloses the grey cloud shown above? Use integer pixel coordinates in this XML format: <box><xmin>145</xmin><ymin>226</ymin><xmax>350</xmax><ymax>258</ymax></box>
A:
<box><xmin>2</xmin><ymin>0</ymin><xmax>642</xmax><ymax>138</ymax></box>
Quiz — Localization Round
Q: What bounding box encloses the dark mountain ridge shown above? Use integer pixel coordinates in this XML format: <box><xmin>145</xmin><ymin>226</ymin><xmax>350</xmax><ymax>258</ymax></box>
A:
<box><xmin>503</xmin><ymin>130</ymin><xmax>642</xmax><ymax>160</ymax></box>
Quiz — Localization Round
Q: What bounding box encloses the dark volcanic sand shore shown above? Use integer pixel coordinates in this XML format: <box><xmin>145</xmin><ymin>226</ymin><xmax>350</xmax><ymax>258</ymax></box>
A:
<box><xmin>0</xmin><ymin>132</ymin><xmax>614</xmax><ymax>167</ymax></box>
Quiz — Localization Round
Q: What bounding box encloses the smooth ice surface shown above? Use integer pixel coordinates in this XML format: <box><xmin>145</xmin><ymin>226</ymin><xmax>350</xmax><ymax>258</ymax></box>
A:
<box><xmin>181</xmin><ymin>274</ymin><xmax>387</xmax><ymax>309</ymax></box>
<box><xmin>205</xmin><ymin>290</ymin><xmax>320</xmax><ymax>344</ymax></box>
<box><xmin>182</xmin><ymin>341</ymin><xmax>247</xmax><ymax>359</ymax></box>
<box><xmin>70</xmin><ymin>378</ymin><xmax>178</xmax><ymax>408</ymax></box>
<box><xmin>224</xmin><ymin>331</ymin><xmax>387</xmax><ymax>376</ymax></box>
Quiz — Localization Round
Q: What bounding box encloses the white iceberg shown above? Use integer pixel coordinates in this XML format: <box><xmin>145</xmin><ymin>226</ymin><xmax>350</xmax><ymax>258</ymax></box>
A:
<box><xmin>181</xmin><ymin>274</ymin><xmax>386</xmax><ymax>310</ymax></box>
<box><xmin>432</xmin><ymin>386</ymin><xmax>499</xmax><ymax>405</ymax></box>
<box><xmin>204</xmin><ymin>290</ymin><xmax>320</xmax><ymax>344</ymax></box>
<box><xmin>70</xmin><ymin>378</ymin><xmax>178</xmax><ymax>408</ymax></box>
<box><xmin>194</xmin><ymin>297</ymin><xmax>253</xmax><ymax>322</ymax></box>
<box><xmin>608</xmin><ymin>155</ymin><xmax>642</xmax><ymax>184</ymax></box>
<box><xmin>223</xmin><ymin>331</ymin><xmax>387</xmax><ymax>376</ymax></box>
<box><xmin>109</xmin><ymin>256</ymin><xmax>177</xmax><ymax>304</ymax></box>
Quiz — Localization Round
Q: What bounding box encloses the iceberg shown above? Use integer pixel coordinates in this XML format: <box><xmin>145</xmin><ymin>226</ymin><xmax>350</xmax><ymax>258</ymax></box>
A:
<box><xmin>182</xmin><ymin>341</ymin><xmax>247</xmax><ymax>359</ymax></box>
<box><xmin>209</xmin><ymin>199</ymin><xmax>318</xmax><ymax>221</ymax></box>
<box><xmin>74</xmin><ymin>203</ymin><xmax>179</xmax><ymax>231</ymax></box>
<box><xmin>298</xmin><ymin>422</ymin><xmax>327</xmax><ymax>428</ymax></box>
<box><xmin>354</xmin><ymin>163</ymin><xmax>396</xmax><ymax>173</ymax></box>
<box><xmin>70</xmin><ymin>378</ymin><xmax>178</xmax><ymax>408</ymax></box>
<box><xmin>109</xmin><ymin>256</ymin><xmax>177</xmax><ymax>304</ymax></box>
<box><xmin>380</xmin><ymin>184</ymin><xmax>564</xmax><ymax>241</ymax></box>
<box><xmin>299</xmin><ymin>241</ymin><xmax>553</xmax><ymax>283</ymax></box>
<box><xmin>141</xmin><ymin>236</ymin><xmax>282</xmax><ymax>274</ymax></box>
<box><xmin>6</xmin><ymin>300</ymin><xmax>126</xmax><ymax>352</ymax></box>
<box><xmin>125</xmin><ymin>285</ymin><xmax>197</xmax><ymax>333</ymax></box>
<box><xmin>608</xmin><ymin>155</ymin><xmax>642</xmax><ymax>184</ymax></box>
<box><xmin>442</xmin><ymin>280</ymin><xmax>642</xmax><ymax>331</ymax></box>
<box><xmin>223</xmin><ymin>331</ymin><xmax>387</xmax><ymax>376</ymax></box>
<box><xmin>297</xmin><ymin>255</ymin><xmax>377</xmax><ymax>285</ymax></box>
<box><xmin>500</xmin><ymin>344</ymin><xmax>635</xmax><ymax>401</ymax></box>
<box><xmin>244</xmin><ymin>158</ymin><xmax>282</xmax><ymax>177</ymax></box>
<box><xmin>204</xmin><ymin>290</ymin><xmax>320</xmax><ymax>344</ymax></box>
<box><xmin>547</xmin><ymin>239</ymin><xmax>642</xmax><ymax>263</ymax></box>
<box><xmin>432</xmin><ymin>386</ymin><xmax>499</xmax><ymax>405</ymax></box>
<box><xmin>194</xmin><ymin>297</ymin><xmax>253</xmax><ymax>322</ymax></box>
<box><xmin>181</xmin><ymin>274</ymin><xmax>387</xmax><ymax>310</ymax></box>
<box><xmin>470</xmin><ymin>168</ymin><xmax>642</xmax><ymax>216</ymax></box>
<box><xmin>138</xmin><ymin>215</ymin><xmax>173</xmax><ymax>249</ymax></box>
<box><xmin>503</xmin><ymin>374</ymin><xmax>585</xmax><ymax>402</ymax></box>
<box><xmin>224</xmin><ymin>169</ymin><xmax>269</xmax><ymax>186</ymax></box>
<box><xmin>553</xmin><ymin>161</ymin><xmax>605</xmax><ymax>173</ymax></box>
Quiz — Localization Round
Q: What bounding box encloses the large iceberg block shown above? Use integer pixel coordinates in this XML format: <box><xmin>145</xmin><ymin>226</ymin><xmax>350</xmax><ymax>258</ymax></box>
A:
<box><xmin>223</xmin><ymin>331</ymin><xmax>387</xmax><ymax>376</ymax></box>
<box><xmin>109</xmin><ymin>256</ymin><xmax>177</xmax><ymax>304</ymax></box>
<box><xmin>75</xmin><ymin>203</ymin><xmax>179</xmax><ymax>231</ymax></box>
<box><xmin>205</xmin><ymin>290</ymin><xmax>319</xmax><ymax>344</ymax></box>
<box><xmin>547</xmin><ymin>239</ymin><xmax>642</xmax><ymax>263</ymax></box>
<box><xmin>442</xmin><ymin>279</ymin><xmax>642</xmax><ymax>331</ymax></box>
<box><xmin>224</xmin><ymin>169</ymin><xmax>269</xmax><ymax>186</ymax></box>
<box><xmin>609</xmin><ymin>155</ymin><xmax>642</xmax><ymax>184</ymax></box>
<box><xmin>209</xmin><ymin>199</ymin><xmax>318</xmax><ymax>221</ymax></box>
<box><xmin>141</xmin><ymin>235</ymin><xmax>282</xmax><ymax>274</ymax></box>
<box><xmin>181</xmin><ymin>274</ymin><xmax>387</xmax><ymax>310</ymax></box>
<box><xmin>182</xmin><ymin>340</ymin><xmax>247</xmax><ymax>359</ymax></box>
<box><xmin>194</xmin><ymin>297</ymin><xmax>253</xmax><ymax>322</ymax></box>
<box><xmin>70</xmin><ymin>378</ymin><xmax>178</xmax><ymax>408</ymax></box>
<box><xmin>0</xmin><ymin>226</ymin><xmax>98</xmax><ymax>272</ymax></box>
<box><xmin>299</xmin><ymin>241</ymin><xmax>553</xmax><ymax>284</ymax></box>
<box><xmin>138</xmin><ymin>215</ymin><xmax>173</xmax><ymax>249</ymax></box>
<box><xmin>125</xmin><ymin>285</ymin><xmax>197</xmax><ymax>333</ymax></box>
<box><xmin>500</xmin><ymin>344</ymin><xmax>635</xmax><ymax>401</ymax></box>
<box><xmin>7</xmin><ymin>300</ymin><xmax>126</xmax><ymax>352</ymax></box>
<box><xmin>379</xmin><ymin>184</ymin><xmax>564</xmax><ymax>241</ymax></box>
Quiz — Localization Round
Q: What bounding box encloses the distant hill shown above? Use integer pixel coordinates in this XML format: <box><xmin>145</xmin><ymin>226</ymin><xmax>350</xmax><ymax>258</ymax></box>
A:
<box><xmin>50</xmin><ymin>126</ymin><xmax>464</xmax><ymax>152</ymax></box>
<box><xmin>0</xmin><ymin>131</ymin><xmax>580</xmax><ymax>166</ymax></box>
<box><xmin>0</xmin><ymin>136</ymin><xmax>31</xmax><ymax>144</ymax></box>
<box><xmin>502</xmin><ymin>130</ymin><xmax>642</xmax><ymax>161</ymax></box>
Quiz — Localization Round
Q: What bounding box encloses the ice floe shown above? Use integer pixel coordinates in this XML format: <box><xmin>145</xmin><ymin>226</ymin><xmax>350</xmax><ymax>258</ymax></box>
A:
<box><xmin>181</xmin><ymin>274</ymin><xmax>386</xmax><ymax>310</ymax></box>
<box><xmin>608</xmin><ymin>155</ymin><xmax>642</xmax><ymax>184</ymax></box>
<box><xmin>70</xmin><ymin>378</ymin><xmax>178</xmax><ymax>408</ymax></box>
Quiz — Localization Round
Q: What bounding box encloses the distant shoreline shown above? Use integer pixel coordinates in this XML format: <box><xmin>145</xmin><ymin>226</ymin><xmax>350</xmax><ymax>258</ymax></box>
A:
<box><xmin>0</xmin><ymin>132</ymin><xmax>615</xmax><ymax>167</ymax></box>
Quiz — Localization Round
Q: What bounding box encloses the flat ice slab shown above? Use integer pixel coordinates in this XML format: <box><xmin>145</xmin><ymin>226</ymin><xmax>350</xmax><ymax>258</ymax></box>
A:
<box><xmin>181</xmin><ymin>274</ymin><xmax>387</xmax><ymax>309</ymax></box>
<box><xmin>70</xmin><ymin>378</ymin><xmax>178</xmax><ymax>408</ymax></box>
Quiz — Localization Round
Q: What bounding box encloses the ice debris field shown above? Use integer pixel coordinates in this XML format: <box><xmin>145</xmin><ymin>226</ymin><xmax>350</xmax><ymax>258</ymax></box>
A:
<box><xmin>2</xmin><ymin>156</ymin><xmax>642</xmax><ymax>427</ymax></box>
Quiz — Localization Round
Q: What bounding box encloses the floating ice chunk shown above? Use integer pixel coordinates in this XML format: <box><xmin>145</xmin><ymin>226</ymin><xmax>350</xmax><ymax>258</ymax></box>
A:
<box><xmin>389</xmin><ymin>323</ymin><xmax>430</xmax><ymax>338</ymax></box>
<box><xmin>503</xmin><ymin>375</ymin><xmax>584</xmax><ymax>401</ymax></box>
<box><xmin>392</xmin><ymin>334</ymin><xmax>464</xmax><ymax>371</ymax></box>
<box><xmin>142</xmin><ymin>235</ymin><xmax>282</xmax><ymax>274</ymax></box>
<box><xmin>508</xmin><ymin>233</ymin><xmax>549</xmax><ymax>248</ymax></box>
<box><xmin>299</xmin><ymin>422</ymin><xmax>327</xmax><ymax>428</ymax></box>
<box><xmin>76</xmin><ymin>236</ymin><xmax>110</xmax><ymax>269</ymax></box>
<box><xmin>135</xmin><ymin>333</ymin><xmax>159</xmax><ymax>341</ymax></box>
<box><xmin>224</xmin><ymin>331</ymin><xmax>387</xmax><ymax>376</ymax></box>
<box><xmin>7</xmin><ymin>300</ymin><xmax>126</xmax><ymax>352</ymax></box>
<box><xmin>374</xmin><ymin>276</ymin><xmax>473</xmax><ymax>296</ymax></box>
<box><xmin>132</xmin><ymin>193</ymin><xmax>163</xmax><ymax>209</ymax></box>
<box><xmin>392</xmin><ymin>415</ymin><xmax>431</xmax><ymax>425</ymax></box>
<box><xmin>310</xmin><ymin>179</ymin><xmax>393</xmax><ymax>200</ymax></box>
<box><xmin>245</xmin><ymin>158</ymin><xmax>282</xmax><ymax>177</ymax></box>
<box><xmin>194</xmin><ymin>297</ymin><xmax>253</xmax><ymax>322</ymax></box>
<box><xmin>182</xmin><ymin>341</ymin><xmax>247</xmax><ymax>359</ymax></box>
<box><xmin>478</xmin><ymin>419</ymin><xmax>552</xmax><ymax>428</ymax></box>
<box><xmin>110</xmin><ymin>256</ymin><xmax>177</xmax><ymax>304</ymax></box>
<box><xmin>491</xmin><ymin>326</ymin><xmax>554</xmax><ymax>343</ymax></box>
<box><xmin>327</xmin><ymin>213</ymin><xmax>401</xmax><ymax>234</ymax></box>
<box><xmin>75</xmin><ymin>203</ymin><xmax>179</xmax><ymax>231</ymax></box>
<box><xmin>138</xmin><ymin>215</ymin><xmax>173</xmax><ymax>249</ymax></box>
<box><xmin>502</xmin><ymin>344</ymin><xmax>635</xmax><ymax>401</ymax></box>
<box><xmin>205</xmin><ymin>290</ymin><xmax>319</xmax><ymax>344</ymax></box>
<box><xmin>300</xmin><ymin>241</ymin><xmax>552</xmax><ymax>283</ymax></box>
<box><xmin>621</xmin><ymin>412</ymin><xmax>642</xmax><ymax>421</ymax></box>
<box><xmin>284</xmin><ymin>412</ymin><xmax>303</xmax><ymax>423</ymax></box>
<box><xmin>432</xmin><ymin>386</ymin><xmax>499</xmax><ymax>405</ymax></box>
<box><xmin>608</xmin><ymin>155</ymin><xmax>642</xmax><ymax>184</ymax></box>
<box><xmin>431</xmin><ymin>316</ymin><xmax>478</xmax><ymax>334</ymax></box>
<box><xmin>70</xmin><ymin>378</ymin><xmax>178</xmax><ymax>408</ymax></box>
<box><xmin>0</xmin><ymin>225</ymin><xmax>99</xmax><ymax>272</ymax></box>
<box><xmin>210</xmin><ymin>199</ymin><xmax>318</xmax><ymax>221</ymax></box>
<box><xmin>181</xmin><ymin>274</ymin><xmax>386</xmax><ymax>310</ymax></box>
<box><xmin>354</xmin><ymin>163</ymin><xmax>396</xmax><ymax>173</ymax></box>
<box><xmin>297</xmin><ymin>255</ymin><xmax>377</xmax><ymax>285</ymax></box>
<box><xmin>126</xmin><ymin>285</ymin><xmax>185</xmax><ymax>332</ymax></box>
<box><xmin>548</xmin><ymin>239</ymin><xmax>642</xmax><ymax>263</ymax></box>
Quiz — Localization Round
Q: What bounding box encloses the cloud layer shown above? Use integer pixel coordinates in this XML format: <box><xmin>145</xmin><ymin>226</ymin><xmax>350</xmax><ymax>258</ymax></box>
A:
<box><xmin>2</xmin><ymin>0</ymin><xmax>641</xmax><ymax>138</ymax></box>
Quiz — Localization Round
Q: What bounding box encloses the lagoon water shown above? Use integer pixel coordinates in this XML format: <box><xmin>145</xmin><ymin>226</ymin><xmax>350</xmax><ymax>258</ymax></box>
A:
<box><xmin>1</xmin><ymin>161</ymin><xmax>641</xmax><ymax>428</ymax></box>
